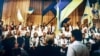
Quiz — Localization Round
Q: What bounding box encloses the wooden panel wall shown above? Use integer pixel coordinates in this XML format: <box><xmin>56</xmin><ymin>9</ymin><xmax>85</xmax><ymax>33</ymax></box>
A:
<box><xmin>27</xmin><ymin>0</ymin><xmax>56</xmax><ymax>26</ymax></box>
<box><xmin>2</xmin><ymin>0</ymin><xmax>86</xmax><ymax>27</ymax></box>
<box><xmin>68</xmin><ymin>0</ymin><xmax>86</xmax><ymax>26</ymax></box>
<box><xmin>2</xmin><ymin>0</ymin><xmax>30</xmax><ymax>25</ymax></box>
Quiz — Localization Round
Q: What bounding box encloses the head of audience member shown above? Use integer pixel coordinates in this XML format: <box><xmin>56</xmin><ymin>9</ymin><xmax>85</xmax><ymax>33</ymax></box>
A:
<box><xmin>25</xmin><ymin>32</ymin><xmax>30</xmax><ymax>37</ymax></box>
<box><xmin>34</xmin><ymin>26</ymin><xmax>38</xmax><ymax>31</ymax></box>
<box><xmin>65</xmin><ymin>27</ymin><xmax>69</xmax><ymax>31</ymax></box>
<box><xmin>10</xmin><ymin>21</ymin><xmax>13</xmax><ymax>25</ymax></box>
<box><xmin>0</xmin><ymin>19</ymin><xmax>3</xmax><ymax>26</ymax></box>
<box><xmin>84</xmin><ymin>29</ymin><xmax>87</xmax><ymax>33</ymax></box>
<box><xmin>77</xmin><ymin>22</ymin><xmax>80</xmax><ymax>26</ymax></box>
<box><xmin>66</xmin><ymin>23</ymin><xmax>69</xmax><ymax>27</ymax></box>
<box><xmin>42</xmin><ymin>32</ymin><xmax>47</xmax><ymax>37</ymax></box>
<box><xmin>14</xmin><ymin>30</ymin><xmax>20</xmax><ymax>36</ymax></box>
<box><xmin>61</xmin><ymin>34</ymin><xmax>66</xmax><ymax>39</ymax></box>
<box><xmin>46</xmin><ymin>34</ymin><xmax>54</xmax><ymax>46</ymax></box>
<box><xmin>63</xmin><ymin>23</ymin><xmax>66</xmax><ymax>27</ymax></box>
<box><xmin>7</xmin><ymin>25</ymin><xmax>11</xmax><ymax>31</ymax></box>
<box><xmin>95</xmin><ymin>33</ymin><xmax>100</xmax><ymax>40</ymax></box>
<box><xmin>48</xmin><ymin>27</ymin><xmax>51</xmax><ymax>32</ymax></box>
<box><xmin>33</xmin><ymin>32</ymin><xmax>38</xmax><ymax>38</ymax></box>
<box><xmin>28</xmin><ymin>25</ymin><xmax>32</xmax><ymax>30</ymax></box>
<box><xmin>3</xmin><ymin>25</ymin><xmax>7</xmax><ymax>31</ymax></box>
<box><xmin>22</xmin><ymin>27</ymin><xmax>27</xmax><ymax>31</ymax></box>
<box><xmin>6</xmin><ymin>31</ymin><xmax>13</xmax><ymax>38</ymax></box>
<box><xmin>19</xmin><ymin>22</ymin><xmax>22</xmax><ymax>25</ymax></box>
<box><xmin>21</xmin><ymin>26</ymin><xmax>24</xmax><ymax>30</ymax></box>
<box><xmin>71</xmin><ymin>29</ymin><xmax>82</xmax><ymax>43</ymax></box>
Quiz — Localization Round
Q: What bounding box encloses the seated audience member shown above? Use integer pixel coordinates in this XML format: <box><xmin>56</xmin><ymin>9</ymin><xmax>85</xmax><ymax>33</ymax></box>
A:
<box><xmin>2</xmin><ymin>26</ymin><xmax>8</xmax><ymax>39</ymax></box>
<box><xmin>61</xmin><ymin>23</ymin><xmax>66</xmax><ymax>33</ymax></box>
<box><xmin>30</xmin><ymin>32</ymin><xmax>39</xmax><ymax>56</ymax></box>
<box><xmin>63</xmin><ymin>27</ymin><xmax>71</xmax><ymax>43</ymax></box>
<box><xmin>18</xmin><ymin>22</ymin><xmax>23</xmax><ymax>31</ymax></box>
<box><xmin>53</xmin><ymin>33</ymin><xmax>59</xmax><ymax>46</ymax></box>
<box><xmin>91</xmin><ymin>40</ymin><xmax>100</xmax><ymax>56</ymax></box>
<box><xmin>81</xmin><ymin>33</ymin><xmax>88</xmax><ymax>44</ymax></box>
<box><xmin>30</xmin><ymin>32</ymin><xmax>39</xmax><ymax>48</ymax></box>
<box><xmin>67</xmin><ymin>29</ymin><xmax>89</xmax><ymax>56</ymax></box>
<box><xmin>23</xmin><ymin>32</ymin><xmax>30</xmax><ymax>55</ymax></box>
<box><xmin>59</xmin><ymin>34</ymin><xmax>68</xmax><ymax>56</ymax></box>
<box><xmin>20</xmin><ymin>26</ymin><xmax>27</xmax><ymax>37</ymax></box>
<box><xmin>2</xmin><ymin>31</ymin><xmax>15</xmax><ymax>56</ymax></box>
<box><xmin>68</xmin><ymin>22</ymin><xmax>72</xmax><ymax>32</ymax></box>
<box><xmin>59</xmin><ymin>34</ymin><xmax>68</xmax><ymax>47</ymax></box>
<box><xmin>12</xmin><ymin>31</ymin><xmax>24</xmax><ymax>56</ymax></box>
<box><xmin>47</xmin><ymin>27</ymin><xmax>52</xmax><ymax>35</ymax></box>
<box><xmin>10</xmin><ymin>21</ymin><xmax>15</xmax><ymax>30</ymax></box>
<box><xmin>50</xmin><ymin>22</ymin><xmax>55</xmax><ymax>33</ymax></box>
<box><xmin>92</xmin><ymin>48</ymin><xmax>100</xmax><ymax>56</ymax></box>
<box><xmin>15</xmin><ymin>31</ymin><xmax>24</xmax><ymax>48</ymax></box>
<box><xmin>30</xmin><ymin>25</ymin><xmax>38</xmax><ymax>37</ymax></box>
<box><xmin>40</xmin><ymin>32</ymin><xmax>47</xmax><ymax>46</ymax></box>
<box><xmin>64</xmin><ymin>27</ymin><xmax>71</xmax><ymax>37</ymax></box>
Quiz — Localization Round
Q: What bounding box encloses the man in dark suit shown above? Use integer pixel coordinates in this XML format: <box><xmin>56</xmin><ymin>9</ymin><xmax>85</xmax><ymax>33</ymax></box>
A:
<box><xmin>2</xmin><ymin>32</ymin><xmax>15</xmax><ymax>56</ymax></box>
<box><xmin>36</xmin><ymin>34</ymin><xmax>61</xmax><ymax>56</ymax></box>
<box><xmin>23</xmin><ymin>32</ymin><xmax>30</xmax><ymax>56</ymax></box>
<box><xmin>91</xmin><ymin>40</ymin><xmax>100</xmax><ymax>56</ymax></box>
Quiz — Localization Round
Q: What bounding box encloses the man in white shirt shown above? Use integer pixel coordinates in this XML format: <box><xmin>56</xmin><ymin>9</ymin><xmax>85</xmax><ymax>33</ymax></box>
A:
<box><xmin>59</xmin><ymin>34</ymin><xmax>68</xmax><ymax>47</ymax></box>
<box><xmin>20</xmin><ymin>27</ymin><xmax>27</xmax><ymax>37</ymax></box>
<box><xmin>30</xmin><ymin>32</ymin><xmax>39</xmax><ymax>56</ymax></box>
<box><xmin>67</xmin><ymin>29</ymin><xmax>89</xmax><ymax>56</ymax></box>
<box><xmin>40</xmin><ymin>32</ymin><xmax>47</xmax><ymax>46</ymax></box>
<box><xmin>30</xmin><ymin>32</ymin><xmax>39</xmax><ymax>48</ymax></box>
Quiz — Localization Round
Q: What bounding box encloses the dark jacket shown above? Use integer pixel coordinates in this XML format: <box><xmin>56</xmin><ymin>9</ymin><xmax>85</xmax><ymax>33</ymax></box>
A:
<box><xmin>36</xmin><ymin>45</ymin><xmax>61</xmax><ymax>56</ymax></box>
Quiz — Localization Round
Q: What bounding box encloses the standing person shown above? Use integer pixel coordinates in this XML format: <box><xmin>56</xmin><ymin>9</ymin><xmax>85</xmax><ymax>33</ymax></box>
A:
<box><xmin>23</xmin><ymin>32</ymin><xmax>30</xmax><ymax>55</ymax></box>
<box><xmin>36</xmin><ymin>34</ymin><xmax>61</xmax><ymax>56</ymax></box>
<box><xmin>12</xmin><ymin>31</ymin><xmax>22</xmax><ymax>56</ymax></box>
<box><xmin>67</xmin><ymin>29</ymin><xmax>89</xmax><ymax>56</ymax></box>
<box><xmin>59</xmin><ymin>34</ymin><xmax>68</xmax><ymax>56</ymax></box>
<box><xmin>2</xmin><ymin>31</ymin><xmax>14</xmax><ymax>56</ymax></box>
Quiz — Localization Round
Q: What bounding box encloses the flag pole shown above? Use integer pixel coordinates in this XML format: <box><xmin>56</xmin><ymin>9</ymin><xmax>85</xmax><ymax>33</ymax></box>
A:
<box><xmin>55</xmin><ymin>3</ymin><xmax>60</xmax><ymax>35</ymax></box>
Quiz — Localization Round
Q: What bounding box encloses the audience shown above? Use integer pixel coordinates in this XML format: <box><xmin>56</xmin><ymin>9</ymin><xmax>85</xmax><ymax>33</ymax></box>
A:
<box><xmin>0</xmin><ymin>20</ymin><xmax>99</xmax><ymax>56</ymax></box>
